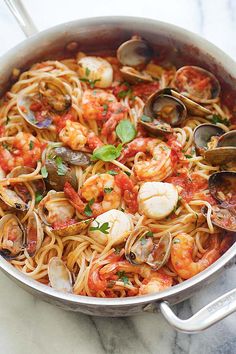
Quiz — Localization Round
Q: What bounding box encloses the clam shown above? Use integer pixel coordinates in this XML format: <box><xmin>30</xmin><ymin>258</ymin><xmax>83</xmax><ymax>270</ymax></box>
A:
<box><xmin>0</xmin><ymin>186</ymin><xmax>28</xmax><ymax>211</ymax></box>
<box><xmin>193</xmin><ymin>124</ymin><xmax>224</xmax><ymax>154</ymax></box>
<box><xmin>204</xmin><ymin>130</ymin><xmax>236</xmax><ymax>165</ymax></box>
<box><xmin>125</xmin><ymin>226</ymin><xmax>171</xmax><ymax>270</ymax></box>
<box><xmin>208</xmin><ymin>171</ymin><xmax>236</xmax><ymax>206</ymax></box>
<box><xmin>120</xmin><ymin>66</ymin><xmax>153</xmax><ymax>84</ymax></box>
<box><xmin>53</xmin><ymin>218</ymin><xmax>92</xmax><ymax>237</ymax></box>
<box><xmin>26</xmin><ymin>211</ymin><xmax>44</xmax><ymax>256</ymax></box>
<box><xmin>202</xmin><ymin>205</ymin><xmax>236</xmax><ymax>233</ymax></box>
<box><xmin>7</xmin><ymin>166</ymin><xmax>46</xmax><ymax>202</ymax></box>
<box><xmin>173</xmin><ymin>66</ymin><xmax>221</xmax><ymax>102</ymax></box>
<box><xmin>38</xmin><ymin>77</ymin><xmax>72</xmax><ymax>113</ymax></box>
<box><xmin>45</xmin><ymin>158</ymin><xmax>78</xmax><ymax>191</ymax></box>
<box><xmin>48</xmin><ymin>257</ymin><xmax>72</xmax><ymax>293</ymax></box>
<box><xmin>140</xmin><ymin>89</ymin><xmax>187</xmax><ymax>135</ymax></box>
<box><xmin>38</xmin><ymin>191</ymin><xmax>75</xmax><ymax>227</ymax></box>
<box><xmin>0</xmin><ymin>214</ymin><xmax>25</xmax><ymax>259</ymax></box>
<box><xmin>117</xmin><ymin>36</ymin><xmax>153</xmax><ymax>67</ymax></box>
<box><xmin>53</xmin><ymin>147</ymin><xmax>90</xmax><ymax>166</ymax></box>
<box><xmin>17</xmin><ymin>94</ymin><xmax>52</xmax><ymax>129</ymax></box>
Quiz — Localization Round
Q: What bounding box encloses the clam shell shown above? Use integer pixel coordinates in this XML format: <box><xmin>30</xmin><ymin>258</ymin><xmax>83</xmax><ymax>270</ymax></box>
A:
<box><xmin>117</xmin><ymin>37</ymin><xmax>153</xmax><ymax>67</ymax></box>
<box><xmin>53</xmin><ymin>218</ymin><xmax>92</xmax><ymax>237</ymax></box>
<box><xmin>193</xmin><ymin>123</ymin><xmax>224</xmax><ymax>153</ymax></box>
<box><xmin>208</xmin><ymin>171</ymin><xmax>236</xmax><ymax>206</ymax></box>
<box><xmin>202</xmin><ymin>205</ymin><xmax>236</xmax><ymax>233</ymax></box>
<box><xmin>26</xmin><ymin>211</ymin><xmax>44</xmax><ymax>256</ymax></box>
<box><xmin>146</xmin><ymin>233</ymin><xmax>172</xmax><ymax>270</ymax></box>
<box><xmin>120</xmin><ymin>66</ymin><xmax>153</xmax><ymax>84</ymax></box>
<box><xmin>48</xmin><ymin>257</ymin><xmax>72</xmax><ymax>293</ymax></box>
<box><xmin>0</xmin><ymin>214</ymin><xmax>25</xmax><ymax>259</ymax></box>
<box><xmin>0</xmin><ymin>186</ymin><xmax>28</xmax><ymax>211</ymax></box>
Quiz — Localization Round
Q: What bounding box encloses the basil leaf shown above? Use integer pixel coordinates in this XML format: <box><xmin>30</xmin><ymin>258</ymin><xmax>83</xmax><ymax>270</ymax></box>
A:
<box><xmin>29</xmin><ymin>140</ymin><xmax>34</xmax><ymax>150</ymax></box>
<box><xmin>89</xmin><ymin>221</ymin><xmax>110</xmax><ymax>234</ymax></box>
<box><xmin>92</xmin><ymin>144</ymin><xmax>122</xmax><ymax>162</ymax></box>
<box><xmin>84</xmin><ymin>198</ymin><xmax>95</xmax><ymax>217</ymax></box>
<box><xmin>185</xmin><ymin>154</ymin><xmax>193</xmax><ymax>159</ymax></box>
<box><xmin>146</xmin><ymin>231</ymin><xmax>153</xmax><ymax>237</ymax></box>
<box><xmin>85</xmin><ymin>67</ymin><xmax>90</xmax><ymax>76</ymax></box>
<box><xmin>116</xmin><ymin>120</ymin><xmax>136</xmax><ymax>144</ymax></box>
<box><xmin>41</xmin><ymin>166</ymin><xmax>48</xmax><ymax>178</ymax></box>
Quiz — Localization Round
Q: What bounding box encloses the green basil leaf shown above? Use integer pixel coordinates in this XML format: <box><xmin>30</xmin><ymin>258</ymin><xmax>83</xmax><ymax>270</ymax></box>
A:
<box><xmin>92</xmin><ymin>144</ymin><xmax>122</xmax><ymax>162</ymax></box>
<box><xmin>104</xmin><ymin>187</ymin><xmax>113</xmax><ymax>193</ymax></box>
<box><xmin>55</xmin><ymin>156</ymin><xmax>67</xmax><ymax>176</ymax></box>
<box><xmin>29</xmin><ymin>140</ymin><xmax>34</xmax><ymax>150</ymax></box>
<box><xmin>107</xmin><ymin>170</ymin><xmax>118</xmax><ymax>176</ymax></box>
<box><xmin>116</xmin><ymin>120</ymin><xmax>136</xmax><ymax>144</ymax></box>
<box><xmin>35</xmin><ymin>192</ymin><xmax>43</xmax><ymax>203</ymax></box>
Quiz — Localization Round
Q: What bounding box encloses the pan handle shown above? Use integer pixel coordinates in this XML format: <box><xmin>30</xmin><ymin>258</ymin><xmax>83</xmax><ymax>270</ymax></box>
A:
<box><xmin>4</xmin><ymin>0</ymin><xmax>38</xmax><ymax>37</ymax></box>
<box><xmin>159</xmin><ymin>287</ymin><xmax>236</xmax><ymax>333</ymax></box>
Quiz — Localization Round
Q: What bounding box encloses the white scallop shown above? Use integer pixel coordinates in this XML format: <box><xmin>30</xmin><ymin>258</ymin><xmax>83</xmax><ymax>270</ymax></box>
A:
<box><xmin>78</xmin><ymin>56</ymin><xmax>113</xmax><ymax>88</ymax></box>
<box><xmin>138</xmin><ymin>182</ymin><xmax>178</xmax><ymax>220</ymax></box>
<box><xmin>88</xmin><ymin>209</ymin><xmax>133</xmax><ymax>246</ymax></box>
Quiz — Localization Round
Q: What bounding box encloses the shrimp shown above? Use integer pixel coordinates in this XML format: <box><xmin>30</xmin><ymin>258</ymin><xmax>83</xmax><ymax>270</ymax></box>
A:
<box><xmin>82</xmin><ymin>89</ymin><xmax>116</xmax><ymax>121</ymax></box>
<box><xmin>120</xmin><ymin>138</ymin><xmax>173</xmax><ymax>182</ymax></box>
<box><xmin>59</xmin><ymin>120</ymin><xmax>103</xmax><ymax>151</ymax></box>
<box><xmin>0</xmin><ymin>132</ymin><xmax>42</xmax><ymax>173</ymax></box>
<box><xmin>91</xmin><ymin>260</ymin><xmax>172</xmax><ymax>295</ymax></box>
<box><xmin>101</xmin><ymin>102</ymin><xmax>128</xmax><ymax>144</ymax></box>
<box><xmin>139</xmin><ymin>272</ymin><xmax>173</xmax><ymax>295</ymax></box>
<box><xmin>171</xmin><ymin>233</ymin><xmax>221</xmax><ymax>280</ymax></box>
<box><xmin>114</xmin><ymin>172</ymin><xmax>138</xmax><ymax>213</ymax></box>
<box><xmin>64</xmin><ymin>173</ymin><xmax>121</xmax><ymax>217</ymax></box>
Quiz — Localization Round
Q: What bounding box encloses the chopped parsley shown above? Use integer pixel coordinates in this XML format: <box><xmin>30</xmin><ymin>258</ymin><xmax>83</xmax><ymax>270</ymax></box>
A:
<box><xmin>84</xmin><ymin>198</ymin><xmax>95</xmax><ymax>217</ymax></box>
<box><xmin>185</xmin><ymin>154</ymin><xmax>193</xmax><ymax>159</ymax></box>
<box><xmin>140</xmin><ymin>237</ymin><xmax>147</xmax><ymax>245</ymax></box>
<box><xmin>117</xmin><ymin>89</ymin><xmax>132</xmax><ymax>99</ymax></box>
<box><xmin>124</xmin><ymin>171</ymin><xmax>131</xmax><ymax>177</ymax></box>
<box><xmin>41</xmin><ymin>166</ymin><xmax>48</xmax><ymax>178</ymax></box>
<box><xmin>89</xmin><ymin>220</ymin><xmax>110</xmax><ymax>234</ymax></box>
<box><xmin>211</xmin><ymin>114</ymin><xmax>230</xmax><ymax>126</ymax></box>
<box><xmin>35</xmin><ymin>192</ymin><xmax>43</xmax><ymax>203</ymax></box>
<box><xmin>2</xmin><ymin>142</ymin><xmax>10</xmax><ymax>151</ymax></box>
<box><xmin>55</xmin><ymin>156</ymin><xmax>67</xmax><ymax>176</ymax></box>
<box><xmin>29</xmin><ymin>140</ymin><xmax>34</xmax><ymax>150</ymax></box>
<box><xmin>102</xmin><ymin>104</ymin><xmax>108</xmax><ymax>115</ymax></box>
<box><xmin>85</xmin><ymin>67</ymin><xmax>91</xmax><ymax>77</ymax></box>
<box><xmin>117</xmin><ymin>271</ymin><xmax>129</xmax><ymax>285</ymax></box>
<box><xmin>146</xmin><ymin>231</ymin><xmax>154</xmax><ymax>237</ymax></box>
<box><xmin>107</xmin><ymin>170</ymin><xmax>118</xmax><ymax>176</ymax></box>
<box><xmin>104</xmin><ymin>187</ymin><xmax>113</xmax><ymax>193</ymax></box>
<box><xmin>80</xmin><ymin>77</ymin><xmax>101</xmax><ymax>88</ymax></box>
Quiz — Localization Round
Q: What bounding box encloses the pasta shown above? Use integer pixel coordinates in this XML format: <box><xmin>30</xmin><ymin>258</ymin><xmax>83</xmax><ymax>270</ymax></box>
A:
<box><xmin>0</xmin><ymin>36</ymin><xmax>235</xmax><ymax>298</ymax></box>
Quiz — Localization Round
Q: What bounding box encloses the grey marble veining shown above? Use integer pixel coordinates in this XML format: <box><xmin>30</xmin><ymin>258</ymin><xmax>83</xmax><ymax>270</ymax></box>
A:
<box><xmin>0</xmin><ymin>0</ymin><xmax>236</xmax><ymax>353</ymax></box>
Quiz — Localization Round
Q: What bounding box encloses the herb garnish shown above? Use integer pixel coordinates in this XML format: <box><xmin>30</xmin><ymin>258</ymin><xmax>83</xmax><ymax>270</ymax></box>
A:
<box><xmin>29</xmin><ymin>140</ymin><xmax>34</xmax><ymax>150</ymax></box>
<box><xmin>80</xmin><ymin>77</ymin><xmax>101</xmax><ymax>88</ymax></box>
<box><xmin>107</xmin><ymin>170</ymin><xmax>118</xmax><ymax>176</ymax></box>
<box><xmin>92</xmin><ymin>144</ymin><xmax>122</xmax><ymax>162</ymax></box>
<box><xmin>211</xmin><ymin>114</ymin><xmax>229</xmax><ymax>126</ymax></box>
<box><xmin>85</xmin><ymin>67</ymin><xmax>91</xmax><ymax>77</ymax></box>
<box><xmin>117</xmin><ymin>271</ymin><xmax>129</xmax><ymax>285</ymax></box>
<box><xmin>35</xmin><ymin>191</ymin><xmax>43</xmax><ymax>203</ymax></box>
<box><xmin>41</xmin><ymin>166</ymin><xmax>48</xmax><ymax>178</ymax></box>
<box><xmin>116</xmin><ymin>119</ymin><xmax>137</xmax><ymax>144</ymax></box>
<box><xmin>55</xmin><ymin>156</ymin><xmax>67</xmax><ymax>176</ymax></box>
<box><xmin>146</xmin><ymin>231</ymin><xmax>154</xmax><ymax>237</ymax></box>
<box><xmin>104</xmin><ymin>187</ymin><xmax>113</xmax><ymax>193</ymax></box>
<box><xmin>89</xmin><ymin>220</ymin><xmax>110</xmax><ymax>234</ymax></box>
<box><xmin>185</xmin><ymin>154</ymin><xmax>193</xmax><ymax>159</ymax></box>
<box><xmin>84</xmin><ymin>198</ymin><xmax>95</xmax><ymax>217</ymax></box>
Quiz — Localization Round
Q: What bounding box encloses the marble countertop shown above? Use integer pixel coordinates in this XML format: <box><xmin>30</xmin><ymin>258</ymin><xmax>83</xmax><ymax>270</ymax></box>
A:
<box><xmin>0</xmin><ymin>0</ymin><xmax>236</xmax><ymax>353</ymax></box>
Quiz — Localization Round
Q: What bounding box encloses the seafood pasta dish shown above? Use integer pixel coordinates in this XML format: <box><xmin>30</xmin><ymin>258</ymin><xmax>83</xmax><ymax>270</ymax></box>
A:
<box><xmin>0</xmin><ymin>36</ymin><xmax>235</xmax><ymax>298</ymax></box>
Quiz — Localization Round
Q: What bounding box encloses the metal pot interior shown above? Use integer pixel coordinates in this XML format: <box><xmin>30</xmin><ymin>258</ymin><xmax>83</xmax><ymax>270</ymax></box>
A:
<box><xmin>0</xmin><ymin>16</ymin><xmax>235</xmax><ymax>312</ymax></box>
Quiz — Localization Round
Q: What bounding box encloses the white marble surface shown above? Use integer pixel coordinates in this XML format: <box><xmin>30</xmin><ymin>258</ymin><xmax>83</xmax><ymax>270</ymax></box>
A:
<box><xmin>0</xmin><ymin>0</ymin><xmax>236</xmax><ymax>353</ymax></box>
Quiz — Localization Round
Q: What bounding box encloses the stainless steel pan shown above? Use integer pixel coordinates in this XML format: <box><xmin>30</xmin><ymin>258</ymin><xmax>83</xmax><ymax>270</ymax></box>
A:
<box><xmin>1</xmin><ymin>0</ymin><xmax>236</xmax><ymax>332</ymax></box>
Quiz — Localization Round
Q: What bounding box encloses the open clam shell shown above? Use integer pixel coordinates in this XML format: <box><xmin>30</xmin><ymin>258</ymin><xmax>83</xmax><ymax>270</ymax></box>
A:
<box><xmin>0</xmin><ymin>214</ymin><xmax>25</xmax><ymax>259</ymax></box>
<box><xmin>45</xmin><ymin>159</ymin><xmax>78</xmax><ymax>191</ymax></box>
<box><xmin>125</xmin><ymin>226</ymin><xmax>154</xmax><ymax>265</ymax></box>
<box><xmin>17</xmin><ymin>94</ymin><xmax>52</xmax><ymax>129</ymax></box>
<box><xmin>202</xmin><ymin>205</ymin><xmax>236</xmax><ymax>233</ymax></box>
<box><xmin>53</xmin><ymin>147</ymin><xmax>90</xmax><ymax>166</ymax></box>
<box><xmin>53</xmin><ymin>218</ymin><xmax>92</xmax><ymax>237</ymax></box>
<box><xmin>38</xmin><ymin>191</ymin><xmax>75</xmax><ymax>227</ymax></box>
<box><xmin>140</xmin><ymin>89</ymin><xmax>187</xmax><ymax>135</ymax></box>
<box><xmin>173</xmin><ymin>66</ymin><xmax>221</xmax><ymax>102</ymax></box>
<box><xmin>193</xmin><ymin>123</ymin><xmax>224</xmax><ymax>154</ymax></box>
<box><xmin>0</xmin><ymin>186</ymin><xmax>28</xmax><ymax>211</ymax></box>
<box><xmin>117</xmin><ymin>37</ymin><xmax>153</xmax><ymax>67</ymax></box>
<box><xmin>208</xmin><ymin>171</ymin><xmax>236</xmax><ymax>206</ymax></box>
<box><xmin>204</xmin><ymin>130</ymin><xmax>236</xmax><ymax>165</ymax></box>
<box><xmin>48</xmin><ymin>257</ymin><xmax>72</xmax><ymax>293</ymax></box>
<box><xmin>120</xmin><ymin>66</ymin><xmax>153</xmax><ymax>84</ymax></box>
<box><xmin>26</xmin><ymin>211</ymin><xmax>44</xmax><ymax>257</ymax></box>
<box><xmin>146</xmin><ymin>233</ymin><xmax>172</xmax><ymax>270</ymax></box>
<box><xmin>38</xmin><ymin>77</ymin><xmax>72</xmax><ymax>113</ymax></box>
<box><xmin>7</xmin><ymin>166</ymin><xmax>46</xmax><ymax>202</ymax></box>
<box><xmin>125</xmin><ymin>227</ymin><xmax>171</xmax><ymax>270</ymax></box>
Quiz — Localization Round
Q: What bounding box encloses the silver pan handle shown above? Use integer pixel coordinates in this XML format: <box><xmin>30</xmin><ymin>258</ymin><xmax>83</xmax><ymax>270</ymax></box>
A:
<box><xmin>4</xmin><ymin>0</ymin><xmax>38</xmax><ymax>37</ymax></box>
<box><xmin>159</xmin><ymin>287</ymin><xmax>236</xmax><ymax>333</ymax></box>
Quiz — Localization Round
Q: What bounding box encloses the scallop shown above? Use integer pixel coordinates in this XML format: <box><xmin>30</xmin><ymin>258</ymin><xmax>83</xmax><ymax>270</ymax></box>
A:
<box><xmin>78</xmin><ymin>56</ymin><xmax>113</xmax><ymax>88</ymax></box>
